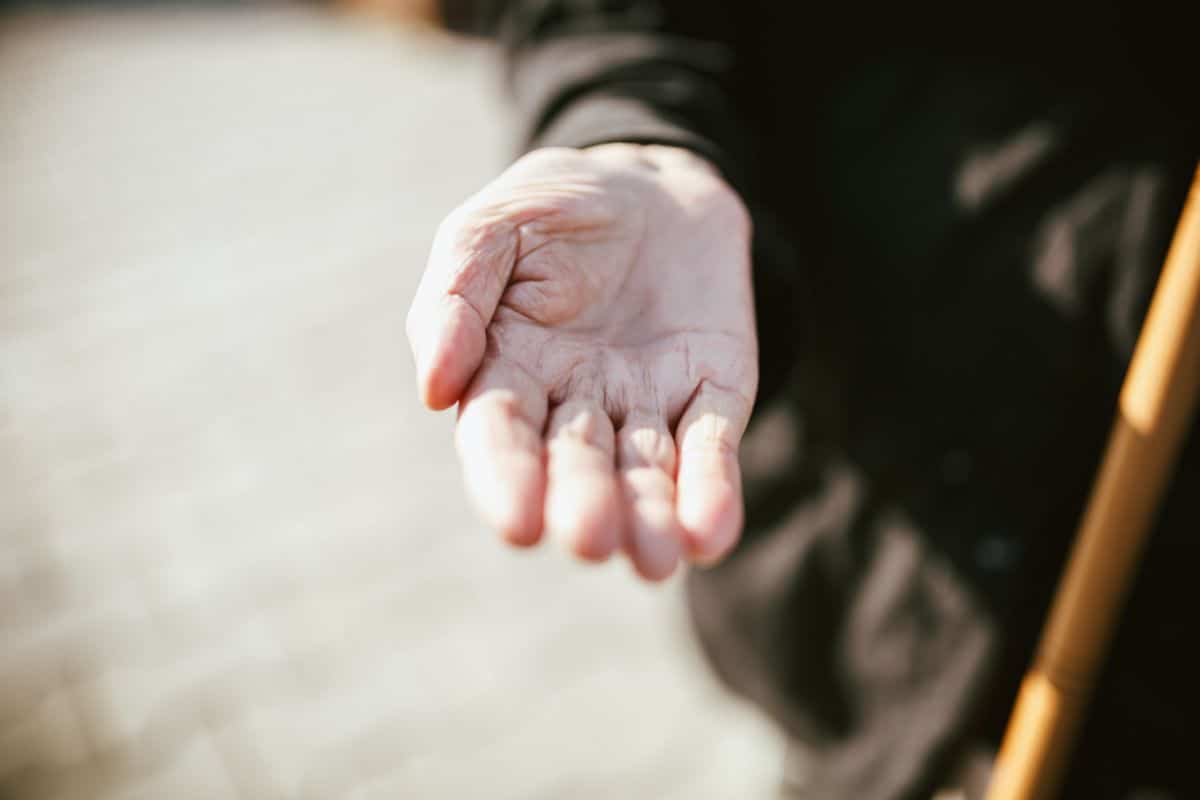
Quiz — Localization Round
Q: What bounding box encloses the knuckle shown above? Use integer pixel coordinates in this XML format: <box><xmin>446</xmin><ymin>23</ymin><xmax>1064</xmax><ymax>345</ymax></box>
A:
<box><xmin>454</xmin><ymin>210</ymin><xmax>513</xmax><ymax>264</ymax></box>
<box><xmin>438</xmin><ymin>199</ymin><xmax>509</xmax><ymax>260</ymax></box>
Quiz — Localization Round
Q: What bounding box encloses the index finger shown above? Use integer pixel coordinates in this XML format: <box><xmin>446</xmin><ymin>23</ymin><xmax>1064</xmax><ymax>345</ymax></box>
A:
<box><xmin>455</xmin><ymin>358</ymin><xmax>548</xmax><ymax>547</ymax></box>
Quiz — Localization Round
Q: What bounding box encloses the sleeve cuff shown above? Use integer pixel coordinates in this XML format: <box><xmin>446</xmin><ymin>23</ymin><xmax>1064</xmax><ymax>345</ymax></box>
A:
<box><xmin>527</xmin><ymin>89</ymin><xmax>745</xmax><ymax>201</ymax></box>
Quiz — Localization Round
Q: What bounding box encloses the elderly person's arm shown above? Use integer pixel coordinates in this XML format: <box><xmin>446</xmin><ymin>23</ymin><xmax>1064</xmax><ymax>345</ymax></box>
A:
<box><xmin>408</xmin><ymin>1</ymin><xmax>760</xmax><ymax>580</ymax></box>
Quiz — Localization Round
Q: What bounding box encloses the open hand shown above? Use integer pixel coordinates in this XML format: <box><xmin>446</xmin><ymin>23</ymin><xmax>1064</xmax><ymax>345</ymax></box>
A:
<box><xmin>407</xmin><ymin>144</ymin><xmax>757</xmax><ymax>580</ymax></box>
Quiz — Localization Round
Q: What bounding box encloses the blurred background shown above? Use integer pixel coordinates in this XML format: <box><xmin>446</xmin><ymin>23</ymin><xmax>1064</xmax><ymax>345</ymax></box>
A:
<box><xmin>0</xmin><ymin>2</ymin><xmax>787</xmax><ymax>798</ymax></box>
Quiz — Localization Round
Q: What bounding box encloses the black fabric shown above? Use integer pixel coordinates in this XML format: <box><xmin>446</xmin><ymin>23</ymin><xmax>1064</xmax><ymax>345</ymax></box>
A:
<box><xmin>442</xmin><ymin>3</ymin><xmax>1199</xmax><ymax>797</ymax></box>
<box><xmin>690</xmin><ymin>113</ymin><xmax>1198</xmax><ymax>798</ymax></box>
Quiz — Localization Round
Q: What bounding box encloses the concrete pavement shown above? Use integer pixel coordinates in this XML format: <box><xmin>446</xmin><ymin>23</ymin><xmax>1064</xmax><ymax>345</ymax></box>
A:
<box><xmin>0</xmin><ymin>8</ymin><xmax>784</xmax><ymax>798</ymax></box>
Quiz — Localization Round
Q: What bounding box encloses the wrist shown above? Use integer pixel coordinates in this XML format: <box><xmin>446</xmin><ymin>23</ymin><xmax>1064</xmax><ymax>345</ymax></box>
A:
<box><xmin>582</xmin><ymin>142</ymin><xmax>721</xmax><ymax>178</ymax></box>
<box><xmin>581</xmin><ymin>143</ymin><xmax>750</xmax><ymax>236</ymax></box>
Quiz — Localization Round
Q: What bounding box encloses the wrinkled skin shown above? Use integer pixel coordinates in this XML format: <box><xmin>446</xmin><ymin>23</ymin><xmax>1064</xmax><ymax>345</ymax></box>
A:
<box><xmin>406</xmin><ymin>143</ymin><xmax>757</xmax><ymax>580</ymax></box>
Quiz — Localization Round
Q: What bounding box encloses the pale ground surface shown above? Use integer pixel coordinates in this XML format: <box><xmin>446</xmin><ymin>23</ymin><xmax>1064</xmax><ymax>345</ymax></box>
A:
<box><xmin>0</xmin><ymin>8</ymin><xmax>786</xmax><ymax>799</ymax></box>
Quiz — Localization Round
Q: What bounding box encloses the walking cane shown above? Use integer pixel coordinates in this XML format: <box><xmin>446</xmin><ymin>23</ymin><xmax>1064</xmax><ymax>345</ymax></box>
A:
<box><xmin>986</xmin><ymin>163</ymin><xmax>1200</xmax><ymax>800</ymax></box>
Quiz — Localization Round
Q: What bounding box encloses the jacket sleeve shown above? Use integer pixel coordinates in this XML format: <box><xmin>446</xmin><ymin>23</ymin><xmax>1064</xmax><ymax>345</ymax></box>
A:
<box><xmin>441</xmin><ymin>0</ymin><xmax>759</xmax><ymax>199</ymax></box>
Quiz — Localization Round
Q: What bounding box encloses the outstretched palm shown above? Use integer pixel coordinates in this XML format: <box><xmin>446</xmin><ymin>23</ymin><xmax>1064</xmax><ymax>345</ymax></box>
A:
<box><xmin>407</xmin><ymin>144</ymin><xmax>757</xmax><ymax>580</ymax></box>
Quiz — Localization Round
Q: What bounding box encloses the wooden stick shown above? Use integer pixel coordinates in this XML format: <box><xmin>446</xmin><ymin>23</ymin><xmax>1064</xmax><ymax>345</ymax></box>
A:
<box><xmin>986</xmin><ymin>164</ymin><xmax>1200</xmax><ymax>800</ymax></box>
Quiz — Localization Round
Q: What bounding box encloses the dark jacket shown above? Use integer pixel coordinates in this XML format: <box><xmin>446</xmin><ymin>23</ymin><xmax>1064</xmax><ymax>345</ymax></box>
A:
<box><xmin>441</xmin><ymin>4</ymin><xmax>1198</xmax><ymax>798</ymax></box>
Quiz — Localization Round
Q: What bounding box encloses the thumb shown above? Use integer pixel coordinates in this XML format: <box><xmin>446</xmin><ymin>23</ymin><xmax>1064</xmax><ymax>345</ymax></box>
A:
<box><xmin>406</xmin><ymin>205</ymin><xmax>518</xmax><ymax>410</ymax></box>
